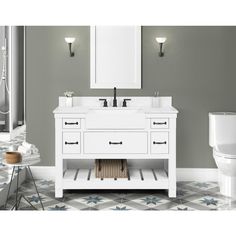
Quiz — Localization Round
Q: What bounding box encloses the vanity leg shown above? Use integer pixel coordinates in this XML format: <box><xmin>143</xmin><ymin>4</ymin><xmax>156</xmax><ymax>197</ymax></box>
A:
<box><xmin>55</xmin><ymin>118</ymin><xmax>63</xmax><ymax>198</ymax></box>
<box><xmin>55</xmin><ymin>187</ymin><xmax>63</xmax><ymax>198</ymax></box>
<box><xmin>55</xmin><ymin>156</ymin><xmax>63</xmax><ymax>198</ymax></box>
<box><xmin>168</xmin><ymin>157</ymin><xmax>176</xmax><ymax>198</ymax></box>
<box><xmin>55</xmin><ymin>165</ymin><xmax>63</xmax><ymax>198</ymax></box>
<box><xmin>168</xmin><ymin>187</ymin><xmax>176</xmax><ymax>198</ymax></box>
<box><xmin>168</xmin><ymin>118</ymin><xmax>177</xmax><ymax>198</ymax></box>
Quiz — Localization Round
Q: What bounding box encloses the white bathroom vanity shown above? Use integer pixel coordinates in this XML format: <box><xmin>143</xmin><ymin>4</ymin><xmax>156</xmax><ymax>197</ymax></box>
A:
<box><xmin>53</xmin><ymin>96</ymin><xmax>178</xmax><ymax>198</ymax></box>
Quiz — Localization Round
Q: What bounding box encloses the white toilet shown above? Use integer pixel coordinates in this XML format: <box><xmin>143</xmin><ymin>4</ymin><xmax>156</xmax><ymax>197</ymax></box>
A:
<box><xmin>209</xmin><ymin>112</ymin><xmax>236</xmax><ymax>197</ymax></box>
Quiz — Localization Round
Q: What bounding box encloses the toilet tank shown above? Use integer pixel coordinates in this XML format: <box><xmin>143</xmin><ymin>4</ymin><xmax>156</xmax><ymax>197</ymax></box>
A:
<box><xmin>209</xmin><ymin>112</ymin><xmax>236</xmax><ymax>148</ymax></box>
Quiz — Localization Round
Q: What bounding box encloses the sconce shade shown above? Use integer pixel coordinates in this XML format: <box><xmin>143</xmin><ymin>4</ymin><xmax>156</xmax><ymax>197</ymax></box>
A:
<box><xmin>65</xmin><ymin>37</ymin><xmax>76</xmax><ymax>57</ymax></box>
<box><xmin>156</xmin><ymin>37</ymin><xmax>166</xmax><ymax>44</ymax></box>
<box><xmin>156</xmin><ymin>37</ymin><xmax>166</xmax><ymax>57</ymax></box>
<box><xmin>65</xmin><ymin>37</ymin><xmax>76</xmax><ymax>43</ymax></box>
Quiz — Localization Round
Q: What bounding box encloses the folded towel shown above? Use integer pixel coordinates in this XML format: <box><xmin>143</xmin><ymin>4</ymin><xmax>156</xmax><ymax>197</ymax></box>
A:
<box><xmin>17</xmin><ymin>141</ymin><xmax>40</xmax><ymax>156</ymax></box>
<box><xmin>31</xmin><ymin>146</ymin><xmax>39</xmax><ymax>154</ymax></box>
<box><xmin>22</xmin><ymin>141</ymin><xmax>33</xmax><ymax>149</ymax></box>
<box><xmin>18</xmin><ymin>145</ymin><xmax>32</xmax><ymax>155</ymax></box>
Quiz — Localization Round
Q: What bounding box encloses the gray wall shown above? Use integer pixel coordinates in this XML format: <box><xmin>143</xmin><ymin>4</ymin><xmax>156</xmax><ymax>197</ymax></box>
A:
<box><xmin>26</xmin><ymin>26</ymin><xmax>236</xmax><ymax>167</ymax></box>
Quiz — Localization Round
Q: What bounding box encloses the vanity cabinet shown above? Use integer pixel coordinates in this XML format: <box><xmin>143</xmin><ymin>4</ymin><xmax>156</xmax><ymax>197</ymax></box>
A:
<box><xmin>54</xmin><ymin>96</ymin><xmax>178</xmax><ymax>198</ymax></box>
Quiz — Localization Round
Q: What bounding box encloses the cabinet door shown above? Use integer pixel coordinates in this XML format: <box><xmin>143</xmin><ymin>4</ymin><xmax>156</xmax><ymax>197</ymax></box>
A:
<box><xmin>90</xmin><ymin>26</ymin><xmax>141</xmax><ymax>89</ymax></box>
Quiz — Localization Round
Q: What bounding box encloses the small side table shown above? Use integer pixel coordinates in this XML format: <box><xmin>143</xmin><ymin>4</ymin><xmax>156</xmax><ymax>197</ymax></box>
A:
<box><xmin>3</xmin><ymin>156</ymin><xmax>44</xmax><ymax>210</ymax></box>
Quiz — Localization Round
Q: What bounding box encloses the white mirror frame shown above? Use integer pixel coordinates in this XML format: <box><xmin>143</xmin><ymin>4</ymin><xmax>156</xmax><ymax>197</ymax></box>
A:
<box><xmin>90</xmin><ymin>26</ymin><xmax>141</xmax><ymax>89</ymax></box>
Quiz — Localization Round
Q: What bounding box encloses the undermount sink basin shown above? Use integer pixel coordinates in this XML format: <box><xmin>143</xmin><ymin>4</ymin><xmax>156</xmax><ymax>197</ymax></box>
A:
<box><xmin>89</xmin><ymin>108</ymin><xmax>143</xmax><ymax>114</ymax></box>
<box><xmin>86</xmin><ymin>108</ymin><xmax>145</xmax><ymax>129</ymax></box>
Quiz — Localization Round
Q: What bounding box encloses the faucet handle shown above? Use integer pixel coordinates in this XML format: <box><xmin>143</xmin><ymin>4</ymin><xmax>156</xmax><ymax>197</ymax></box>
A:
<box><xmin>99</xmin><ymin>99</ymin><xmax>108</xmax><ymax>107</ymax></box>
<box><xmin>122</xmin><ymin>99</ymin><xmax>131</xmax><ymax>107</ymax></box>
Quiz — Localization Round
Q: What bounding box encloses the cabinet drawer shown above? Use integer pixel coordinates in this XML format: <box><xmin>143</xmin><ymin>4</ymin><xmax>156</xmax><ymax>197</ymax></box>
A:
<box><xmin>84</xmin><ymin>132</ymin><xmax>147</xmax><ymax>154</ymax></box>
<box><xmin>62</xmin><ymin>118</ymin><xmax>81</xmax><ymax>129</ymax></box>
<box><xmin>63</xmin><ymin>132</ymin><xmax>81</xmax><ymax>154</ymax></box>
<box><xmin>151</xmin><ymin>132</ymin><xmax>169</xmax><ymax>154</ymax></box>
<box><xmin>151</xmin><ymin>118</ymin><xmax>169</xmax><ymax>129</ymax></box>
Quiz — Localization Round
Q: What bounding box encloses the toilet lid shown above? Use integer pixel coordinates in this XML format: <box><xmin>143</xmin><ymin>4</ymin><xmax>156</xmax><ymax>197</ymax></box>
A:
<box><xmin>214</xmin><ymin>144</ymin><xmax>236</xmax><ymax>159</ymax></box>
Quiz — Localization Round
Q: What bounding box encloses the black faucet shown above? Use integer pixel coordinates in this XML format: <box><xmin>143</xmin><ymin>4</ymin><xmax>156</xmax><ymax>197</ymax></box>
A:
<box><xmin>113</xmin><ymin>87</ymin><xmax>117</xmax><ymax>107</ymax></box>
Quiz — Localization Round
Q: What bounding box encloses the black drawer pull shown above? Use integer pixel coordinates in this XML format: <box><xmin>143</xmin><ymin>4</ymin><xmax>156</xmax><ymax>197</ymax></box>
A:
<box><xmin>65</xmin><ymin>122</ymin><xmax>79</xmax><ymax>125</ymax></box>
<box><xmin>153</xmin><ymin>122</ymin><xmax>167</xmax><ymax>125</ymax></box>
<box><xmin>153</xmin><ymin>141</ymin><xmax>167</xmax><ymax>145</ymax></box>
<box><xmin>109</xmin><ymin>141</ymin><xmax>123</xmax><ymax>145</ymax></box>
<box><xmin>65</xmin><ymin>141</ymin><xmax>79</xmax><ymax>145</ymax></box>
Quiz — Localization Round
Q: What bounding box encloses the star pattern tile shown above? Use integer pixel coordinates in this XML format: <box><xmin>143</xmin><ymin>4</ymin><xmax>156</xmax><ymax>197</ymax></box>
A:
<box><xmin>200</xmin><ymin>197</ymin><xmax>218</xmax><ymax>206</ymax></box>
<box><xmin>46</xmin><ymin>202</ymin><xmax>77</xmax><ymax>211</ymax></box>
<box><xmin>71</xmin><ymin>194</ymin><xmax>112</xmax><ymax>207</ymax></box>
<box><xmin>110</xmin><ymin>205</ymin><xmax>133</xmax><ymax>211</ymax></box>
<box><xmin>141</xmin><ymin>196</ymin><xmax>163</xmax><ymax>205</ymax></box>
<box><xmin>132</xmin><ymin>195</ymin><xmax>170</xmax><ymax>208</ymax></box>
<box><xmin>83</xmin><ymin>195</ymin><xmax>104</xmax><ymax>205</ymax></box>
<box><xmin>191</xmin><ymin>195</ymin><xmax>228</xmax><ymax>209</ymax></box>
<box><xmin>170</xmin><ymin>204</ymin><xmax>195</xmax><ymax>211</ymax></box>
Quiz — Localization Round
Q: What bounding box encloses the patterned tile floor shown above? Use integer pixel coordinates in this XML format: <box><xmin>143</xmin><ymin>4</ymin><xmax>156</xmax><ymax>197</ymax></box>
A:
<box><xmin>1</xmin><ymin>179</ymin><xmax>236</xmax><ymax>210</ymax></box>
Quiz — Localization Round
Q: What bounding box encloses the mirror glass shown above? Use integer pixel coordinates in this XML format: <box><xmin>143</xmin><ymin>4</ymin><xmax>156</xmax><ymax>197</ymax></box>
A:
<box><xmin>90</xmin><ymin>26</ymin><xmax>141</xmax><ymax>89</ymax></box>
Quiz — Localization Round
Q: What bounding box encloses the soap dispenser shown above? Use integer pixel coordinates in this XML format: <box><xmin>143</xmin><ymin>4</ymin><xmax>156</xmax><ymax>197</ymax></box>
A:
<box><xmin>152</xmin><ymin>91</ymin><xmax>160</xmax><ymax>108</ymax></box>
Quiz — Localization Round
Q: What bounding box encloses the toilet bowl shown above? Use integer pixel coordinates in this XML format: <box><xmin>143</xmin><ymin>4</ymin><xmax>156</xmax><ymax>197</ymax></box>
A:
<box><xmin>209</xmin><ymin>112</ymin><xmax>236</xmax><ymax>198</ymax></box>
<box><xmin>213</xmin><ymin>144</ymin><xmax>236</xmax><ymax>197</ymax></box>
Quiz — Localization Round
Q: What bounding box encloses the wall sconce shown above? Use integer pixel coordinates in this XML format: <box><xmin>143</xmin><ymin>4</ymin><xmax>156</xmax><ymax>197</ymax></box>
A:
<box><xmin>65</xmin><ymin>37</ymin><xmax>76</xmax><ymax>57</ymax></box>
<box><xmin>156</xmin><ymin>37</ymin><xmax>166</xmax><ymax>57</ymax></box>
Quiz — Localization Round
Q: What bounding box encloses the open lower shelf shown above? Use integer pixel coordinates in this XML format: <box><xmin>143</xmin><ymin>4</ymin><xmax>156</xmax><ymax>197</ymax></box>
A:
<box><xmin>63</xmin><ymin>168</ymin><xmax>168</xmax><ymax>189</ymax></box>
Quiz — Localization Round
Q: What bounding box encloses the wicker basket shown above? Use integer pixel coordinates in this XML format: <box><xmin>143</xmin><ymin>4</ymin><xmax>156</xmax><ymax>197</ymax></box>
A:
<box><xmin>95</xmin><ymin>159</ymin><xmax>128</xmax><ymax>178</ymax></box>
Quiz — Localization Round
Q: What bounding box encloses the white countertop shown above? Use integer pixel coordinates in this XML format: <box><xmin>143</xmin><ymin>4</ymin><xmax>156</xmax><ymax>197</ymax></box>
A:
<box><xmin>53</xmin><ymin>106</ymin><xmax>178</xmax><ymax>114</ymax></box>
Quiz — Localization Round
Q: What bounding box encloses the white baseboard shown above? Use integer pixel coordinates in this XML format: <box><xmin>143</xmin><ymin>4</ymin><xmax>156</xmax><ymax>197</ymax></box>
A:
<box><xmin>29</xmin><ymin>166</ymin><xmax>218</xmax><ymax>182</ymax></box>
<box><xmin>177</xmin><ymin>168</ymin><xmax>218</xmax><ymax>182</ymax></box>
<box><xmin>28</xmin><ymin>166</ymin><xmax>56</xmax><ymax>180</ymax></box>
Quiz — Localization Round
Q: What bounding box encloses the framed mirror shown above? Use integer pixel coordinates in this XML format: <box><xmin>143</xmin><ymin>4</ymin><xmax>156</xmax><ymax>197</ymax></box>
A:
<box><xmin>90</xmin><ymin>26</ymin><xmax>141</xmax><ymax>89</ymax></box>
